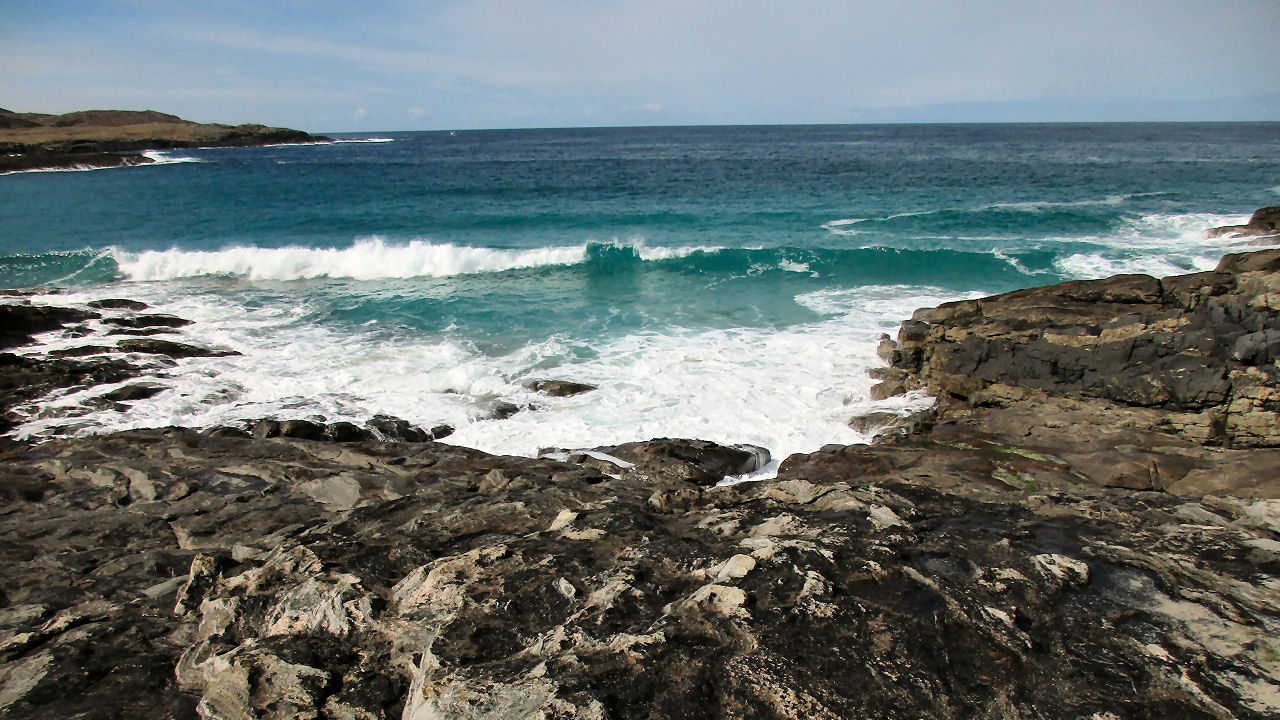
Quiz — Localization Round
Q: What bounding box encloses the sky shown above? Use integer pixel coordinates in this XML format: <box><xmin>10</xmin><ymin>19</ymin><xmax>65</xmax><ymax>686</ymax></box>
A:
<box><xmin>2</xmin><ymin>0</ymin><xmax>1279</xmax><ymax>132</ymax></box>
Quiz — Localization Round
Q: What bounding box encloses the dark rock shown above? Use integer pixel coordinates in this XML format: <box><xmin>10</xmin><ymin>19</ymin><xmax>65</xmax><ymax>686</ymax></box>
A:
<box><xmin>596</xmin><ymin>438</ymin><xmax>769</xmax><ymax>486</ymax></box>
<box><xmin>277</xmin><ymin>419</ymin><xmax>327</xmax><ymax>440</ymax></box>
<box><xmin>87</xmin><ymin>299</ymin><xmax>149</xmax><ymax>311</ymax></box>
<box><xmin>104</xmin><ymin>314</ymin><xmax>193</xmax><ymax>329</ymax></box>
<box><xmin>1207</xmin><ymin>205</ymin><xmax>1280</xmax><ymax>239</ymax></box>
<box><xmin>485</xmin><ymin>400</ymin><xmax>525</xmax><ymax>420</ymax></box>
<box><xmin>325</xmin><ymin>421</ymin><xmax>368</xmax><ymax>442</ymax></box>
<box><xmin>100</xmin><ymin>383</ymin><xmax>165</xmax><ymax>403</ymax></box>
<box><xmin>105</xmin><ymin>327</ymin><xmax>174</xmax><ymax>337</ymax></box>
<box><xmin>251</xmin><ymin>420</ymin><xmax>282</xmax><ymax>438</ymax></box>
<box><xmin>0</xmin><ymin>351</ymin><xmax>141</xmax><ymax>433</ymax></box>
<box><xmin>116</xmin><ymin>339</ymin><xmax>238</xmax><ymax>358</ymax></box>
<box><xmin>48</xmin><ymin>344</ymin><xmax>116</xmax><ymax>358</ymax></box>
<box><xmin>0</xmin><ymin>303</ymin><xmax>100</xmax><ymax>349</ymax></box>
<box><xmin>889</xmin><ymin>250</ymin><xmax>1280</xmax><ymax>449</ymax></box>
<box><xmin>4</xmin><ymin>252</ymin><xmax>1280</xmax><ymax>718</ymax></box>
<box><xmin>0</xmin><ymin>427</ymin><xmax>1276</xmax><ymax>718</ymax></box>
<box><xmin>366</xmin><ymin>415</ymin><xmax>451</xmax><ymax>443</ymax></box>
<box><xmin>848</xmin><ymin>410</ymin><xmax>922</xmax><ymax>437</ymax></box>
<box><xmin>524</xmin><ymin>379</ymin><xmax>598</xmax><ymax>397</ymax></box>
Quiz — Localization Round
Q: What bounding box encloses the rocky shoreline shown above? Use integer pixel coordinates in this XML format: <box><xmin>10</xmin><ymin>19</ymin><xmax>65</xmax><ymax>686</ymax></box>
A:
<box><xmin>1</xmin><ymin>246</ymin><xmax>1279</xmax><ymax>717</ymax></box>
<box><xmin>0</xmin><ymin>109</ymin><xmax>327</xmax><ymax>173</ymax></box>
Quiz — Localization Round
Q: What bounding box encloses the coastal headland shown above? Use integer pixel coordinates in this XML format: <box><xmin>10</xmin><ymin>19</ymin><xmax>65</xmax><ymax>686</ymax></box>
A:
<box><xmin>1</xmin><ymin>241</ymin><xmax>1279</xmax><ymax>716</ymax></box>
<box><xmin>0</xmin><ymin>109</ymin><xmax>327</xmax><ymax>173</ymax></box>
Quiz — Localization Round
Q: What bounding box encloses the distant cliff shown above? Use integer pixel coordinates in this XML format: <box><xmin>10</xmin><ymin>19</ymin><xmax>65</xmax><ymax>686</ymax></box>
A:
<box><xmin>0</xmin><ymin>109</ymin><xmax>328</xmax><ymax>172</ymax></box>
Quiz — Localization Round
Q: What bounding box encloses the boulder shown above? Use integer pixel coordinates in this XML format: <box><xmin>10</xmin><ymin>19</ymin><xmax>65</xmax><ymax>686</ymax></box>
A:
<box><xmin>594</xmin><ymin>438</ymin><xmax>770</xmax><ymax>485</ymax></box>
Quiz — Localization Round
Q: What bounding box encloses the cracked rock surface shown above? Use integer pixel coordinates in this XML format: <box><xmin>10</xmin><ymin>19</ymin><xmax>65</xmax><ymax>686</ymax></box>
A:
<box><xmin>0</xmin><ymin>428</ymin><xmax>1277</xmax><ymax>719</ymax></box>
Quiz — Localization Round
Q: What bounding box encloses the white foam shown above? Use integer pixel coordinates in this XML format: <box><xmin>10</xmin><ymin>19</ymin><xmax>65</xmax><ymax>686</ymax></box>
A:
<box><xmin>141</xmin><ymin>150</ymin><xmax>204</xmax><ymax>165</ymax></box>
<box><xmin>982</xmin><ymin>194</ymin><xmax>1131</xmax><ymax>212</ymax></box>
<box><xmin>990</xmin><ymin>249</ymin><xmax>1049</xmax><ymax>276</ymax></box>
<box><xmin>822</xmin><ymin>218</ymin><xmax>866</xmax><ymax>236</ymax></box>
<box><xmin>1054</xmin><ymin>252</ymin><xmax>1213</xmax><ymax>279</ymax></box>
<box><xmin>1051</xmin><ymin>212</ymin><xmax>1254</xmax><ymax>280</ymax></box>
<box><xmin>273</xmin><ymin>138</ymin><xmax>395</xmax><ymax>147</ymax></box>
<box><xmin>112</xmin><ymin>238</ymin><xmax>589</xmax><ymax>281</ymax></box>
<box><xmin>633</xmin><ymin>243</ymin><xmax>725</xmax><ymax>261</ymax></box>
<box><xmin>8</xmin><ymin>282</ymin><xmax>975</xmax><ymax>469</ymax></box>
<box><xmin>0</xmin><ymin>164</ymin><xmax>112</xmax><ymax>176</ymax></box>
<box><xmin>110</xmin><ymin>238</ymin><xmax>732</xmax><ymax>282</ymax></box>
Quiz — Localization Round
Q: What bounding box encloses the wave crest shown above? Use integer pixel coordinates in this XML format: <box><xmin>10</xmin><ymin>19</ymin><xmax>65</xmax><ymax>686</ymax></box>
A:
<box><xmin>112</xmin><ymin>238</ymin><xmax>590</xmax><ymax>281</ymax></box>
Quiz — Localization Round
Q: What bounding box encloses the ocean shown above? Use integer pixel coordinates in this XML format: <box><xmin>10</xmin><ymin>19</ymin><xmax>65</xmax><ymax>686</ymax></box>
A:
<box><xmin>2</xmin><ymin>123</ymin><xmax>1278</xmax><ymax>474</ymax></box>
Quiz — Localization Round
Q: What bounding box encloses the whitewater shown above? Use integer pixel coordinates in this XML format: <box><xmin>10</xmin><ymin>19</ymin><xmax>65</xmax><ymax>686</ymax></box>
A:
<box><xmin>2</xmin><ymin>123</ymin><xmax>1277</xmax><ymax>468</ymax></box>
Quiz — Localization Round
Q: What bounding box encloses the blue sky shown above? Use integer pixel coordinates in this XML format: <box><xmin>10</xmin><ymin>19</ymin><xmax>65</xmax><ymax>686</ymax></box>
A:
<box><xmin>3</xmin><ymin>0</ymin><xmax>1278</xmax><ymax>131</ymax></box>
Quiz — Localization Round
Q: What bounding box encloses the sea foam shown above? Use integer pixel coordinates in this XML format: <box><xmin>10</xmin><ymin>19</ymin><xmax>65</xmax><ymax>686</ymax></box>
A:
<box><xmin>9</xmin><ymin>282</ymin><xmax>971</xmax><ymax>468</ymax></box>
<box><xmin>110</xmin><ymin>238</ymin><xmax>730</xmax><ymax>282</ymax></box>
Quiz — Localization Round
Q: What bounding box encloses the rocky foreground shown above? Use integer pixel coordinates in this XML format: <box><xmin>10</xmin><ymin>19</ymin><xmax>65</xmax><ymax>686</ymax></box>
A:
<box><xmin>0</xmin><ymin>109</ymin><xmax>326</xmax><ymax>173</ymax></box>
<box><xmin>1</xmin><ymin>251</ymin><xmax>1280</xmax><ymax>718</ymax></box>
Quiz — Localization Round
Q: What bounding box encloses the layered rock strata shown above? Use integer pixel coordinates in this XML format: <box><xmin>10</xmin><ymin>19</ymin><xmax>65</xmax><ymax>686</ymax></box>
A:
<box><xmin>868</xmin><ymin>248</ymin><xmax>1280</xmax><ymax>496</ymax></box>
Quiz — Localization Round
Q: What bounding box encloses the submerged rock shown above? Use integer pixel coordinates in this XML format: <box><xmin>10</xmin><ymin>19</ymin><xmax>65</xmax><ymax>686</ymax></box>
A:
<box><xmin>524</xmin><ymin>379</ymin><xmax>599</xmax><ymax>397</ymax></box>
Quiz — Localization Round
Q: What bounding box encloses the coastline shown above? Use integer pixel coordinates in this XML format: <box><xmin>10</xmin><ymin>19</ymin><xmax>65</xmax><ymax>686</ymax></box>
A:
<box><xmin>1</xmin><ymin>245</ymin><xmax>1278</xmax><ymax>716</ymax></box>
<box><xmin>0</xmin><ymin>109</ymin><xmax>328</xmax><ymax>173</ymax></box>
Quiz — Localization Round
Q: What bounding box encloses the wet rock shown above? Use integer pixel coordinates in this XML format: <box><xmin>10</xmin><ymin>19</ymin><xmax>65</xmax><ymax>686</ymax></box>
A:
<box><xmin>0</xmin><ymin>303</ymin><xmax>99</xmax><ymax>349</ymax></box>
<box><xmin>1207</xmin><ymin>205</ymin><xmax>1280</xmax><ymax>240</ymax></box>
<box><xmin>366</xmin><ymin>415</ymin><xmax>451</xmax><ymax>442</ymax></box>
<box><xmin>103</xmin><ymin>314</ymin><xmax>193</xmax><ymax>329</ymax></box>
<box><xmin>0</xmin><ymin>352</ymin><xmax>141</xmax><ymax>433</ymax></box>
<box><xmin>87</xmin><ymin>299</ymin><xmax>149</xmax><ymax>311</ymax></box>
<box><xmin>848</xmin><ymin>410</ymin><xmax>921</xmax><ymax>438</ymax></box>
<box><xmin>100</xmin><ymin>383</ymin><xmax>165</xmax><ymax>403</ymax></box>
<box><xmin>324</xmin><ymin>421</ymin><xmax>367</xmax><ymax>442</ymax></box>
<box><xmin>484</xmin><ymin>399</ymin><xmax>526</xmax><ymax>420</ymax></box>
<box><xmin>116</xmin><ymin>339</ymin><xmax>238</xmax><ymax>358</ymax></box>
<box><xmin>104</xmin><ymin>327</ymin><xmax>174</xmax><ymax>337</ymax></box>
<box><xmin>250</xmin><ymin>419</ymin><xmax>282</xmax><ymax>438</ymax></box>
<box><xmin>277</xmin><ymin>419</ymin><xmax>327</xmax><ymax>441</ymax></box>
<box><xmin>595</xmin><ymin>438</ymin><xmax>769</xmax><ymax>485</ymax></box>
<box><xmin>524</xmin><ymin>379</ymin><xmax>598</xmax><ymax>397</ymax></box>
<box><xmin>47</xmin><ymin>344</ymin><xmax>116</xmax><ymax>358</ymax></box>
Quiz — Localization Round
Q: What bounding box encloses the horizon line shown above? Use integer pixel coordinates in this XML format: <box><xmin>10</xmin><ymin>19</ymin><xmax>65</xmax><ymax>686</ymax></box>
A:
<box><xmin>323</xmin><ymin>118</ymin><xmax>1280</xmax><ymax>135</ymax></box>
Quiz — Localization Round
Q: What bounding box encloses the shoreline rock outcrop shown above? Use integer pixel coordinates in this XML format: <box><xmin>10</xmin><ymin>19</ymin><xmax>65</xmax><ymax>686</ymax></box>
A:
<box><xmin>0</xmin><ymin>109</ymin><xmax>329</xmax><ymax>173</ymax></box>
<box><xmin>1</xmin><ymin>246</ymin><xmax>1280</xmax><ymax>717</ymax></box>
<box><xmin>1208</xmin><ymin>206</ymin><xmax>1280</xmax><ymax>243</ymax></box>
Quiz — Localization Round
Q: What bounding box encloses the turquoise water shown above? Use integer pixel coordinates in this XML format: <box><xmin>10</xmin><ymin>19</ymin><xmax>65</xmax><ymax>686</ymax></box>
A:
<box><xmin>2</xmin><ymin>123</ymin><xmax>1278</xmax><ymax>463</ymax></box>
